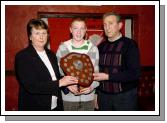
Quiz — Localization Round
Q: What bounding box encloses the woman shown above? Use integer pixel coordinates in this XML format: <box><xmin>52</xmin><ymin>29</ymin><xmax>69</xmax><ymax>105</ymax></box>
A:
<box><xmin>56</xmin><ymin>18</ymin><xmax>99</xmax><ymax>111</ymax></box>
<box><xmin>15</xmin><ymin>19</ymin><xmax>78</xmax><ymax>111</ymax></box>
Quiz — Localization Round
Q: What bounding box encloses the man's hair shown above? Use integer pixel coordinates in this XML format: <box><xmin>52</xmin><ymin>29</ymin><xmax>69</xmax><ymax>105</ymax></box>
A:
<box><xmin>103</xmin><ymin>12</ymin><xmax>122</xmax><ymax>22</ymax></box>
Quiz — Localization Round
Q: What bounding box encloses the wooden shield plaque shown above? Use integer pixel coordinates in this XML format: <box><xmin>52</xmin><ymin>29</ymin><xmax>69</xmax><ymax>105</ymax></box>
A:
<box><xmin>60</xmin><ymin>52</ymin><xmax>94</xmax><ymax>87</ymax></box>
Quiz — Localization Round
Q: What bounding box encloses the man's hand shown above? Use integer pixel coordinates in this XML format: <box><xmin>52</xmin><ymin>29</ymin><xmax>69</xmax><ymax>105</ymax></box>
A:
<box><xmin>93</xmin><ymin>73</ymin><xmax>109</xmax><ymax>81</ymax></box>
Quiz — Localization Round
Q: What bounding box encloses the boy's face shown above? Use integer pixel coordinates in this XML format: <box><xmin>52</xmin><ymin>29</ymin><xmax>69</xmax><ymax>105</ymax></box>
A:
<box><xmin>70</xmin><ymin>21</ymin><xmax>87</xmax><ymax>42</ymax></box>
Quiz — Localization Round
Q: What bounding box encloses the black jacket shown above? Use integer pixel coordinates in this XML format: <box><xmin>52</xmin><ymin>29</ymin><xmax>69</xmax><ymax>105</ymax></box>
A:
<box><xmin>15</xmin><ymin>44</ymin><xmax>63</xmax><ymax>111</ymax></box>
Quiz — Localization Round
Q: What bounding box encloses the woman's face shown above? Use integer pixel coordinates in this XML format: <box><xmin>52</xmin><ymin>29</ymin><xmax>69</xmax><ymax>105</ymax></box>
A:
<box><xmin>30</xmin><ymin>27</ymin><xmax>48</xmax><ymax>51</ymax></box>
<box><xmin>70</xmin><ymin>21</ymin><xmax>87</xmax><ymax>42</ymax></box>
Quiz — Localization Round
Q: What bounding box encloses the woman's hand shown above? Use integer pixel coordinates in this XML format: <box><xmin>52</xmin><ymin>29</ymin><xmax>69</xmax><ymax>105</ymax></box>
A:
<box><xmin>59</xmin><ymin>76</ymin><xmax>78</xmax><ymax>87</ymax></box>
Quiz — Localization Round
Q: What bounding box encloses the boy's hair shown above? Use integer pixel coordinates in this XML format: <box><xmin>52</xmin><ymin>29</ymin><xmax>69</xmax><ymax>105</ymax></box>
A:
<box><xmin>70</xmin><ymin>18</ymin><xmax>86</xmax><ymax>27</ymax></box>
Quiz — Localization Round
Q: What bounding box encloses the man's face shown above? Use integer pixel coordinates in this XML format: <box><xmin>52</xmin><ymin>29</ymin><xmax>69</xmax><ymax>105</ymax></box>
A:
<box><xmin>103</xmin><ymin>15</ymin><xmax>122</xmax><ymax>40</ymax></box>
<box><xmin>70</xmin><ymin>21</ymin><xmax>87</xmax><ymax>42</ymax></box>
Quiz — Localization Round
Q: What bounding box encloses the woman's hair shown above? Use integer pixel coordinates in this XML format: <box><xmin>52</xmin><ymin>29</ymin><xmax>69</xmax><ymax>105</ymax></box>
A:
<box><xmin>27</xmin><ymin>19</ymin><xmax>49</xmax><ymax>44</ymax></box>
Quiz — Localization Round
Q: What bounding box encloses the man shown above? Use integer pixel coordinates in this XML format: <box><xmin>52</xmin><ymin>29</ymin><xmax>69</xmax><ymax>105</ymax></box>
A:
<box><xmin>93</xmin><ymin>12</ymin><xmax>140</xmax><ymax>111</ymax></box>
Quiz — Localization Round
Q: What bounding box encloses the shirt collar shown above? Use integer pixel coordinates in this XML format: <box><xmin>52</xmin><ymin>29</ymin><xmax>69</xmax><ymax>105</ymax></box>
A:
<box><xmin>108</xmin><ymin>33</ymin><xmax>122</xmax><ymax>42</ymax></box>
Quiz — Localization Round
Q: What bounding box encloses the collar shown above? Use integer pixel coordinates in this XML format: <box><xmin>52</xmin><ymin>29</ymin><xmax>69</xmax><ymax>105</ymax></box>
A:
<box><xmin>108</xmin><ymin>33</ymin><xmax>122</xmax><ymax>42</ymax></box>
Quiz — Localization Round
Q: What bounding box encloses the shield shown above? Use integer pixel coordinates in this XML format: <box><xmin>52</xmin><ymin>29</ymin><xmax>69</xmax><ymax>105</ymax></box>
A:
<box><xmin>60</xmin><ymin>52</ymin><xmax>94</xmax><ymax>87</ymax></box>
